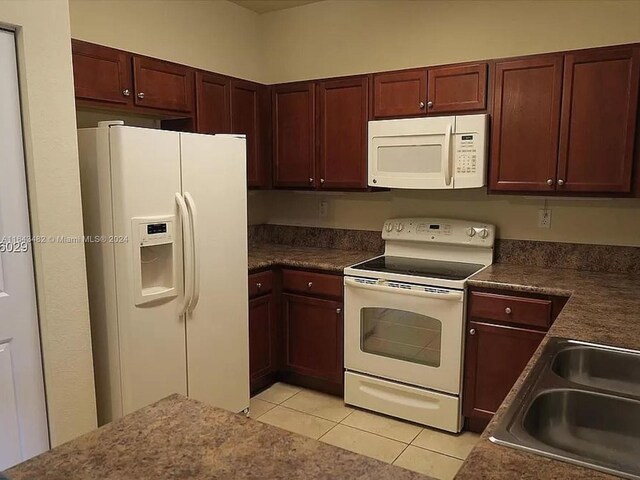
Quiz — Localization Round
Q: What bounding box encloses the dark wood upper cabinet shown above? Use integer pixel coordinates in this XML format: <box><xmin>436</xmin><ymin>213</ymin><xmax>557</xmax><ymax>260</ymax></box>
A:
<box><xmin>71</xmin><ymin>40</ymin><xmax>132</xmax><ymax>106</ymax></box>
<box><xmin>272</xmin><ymin>82</ymin><xmax>315</xmax><ymax>188</ymax></box>
<box><xmin>317</xmin><ymin>77</ymin><xmax>369</xmax><ymax>189</ymax></box>
<box><xmin>372</xmin><ymin>69</ymin><xmax>428</xmax><ymax>118</ymax></box>
<box><xmin>463</xmin><ymin>320</ymin><xmax>544</xmax><ymax>422</ymax></box>
<box><xmin>230</xmin><ymin>80</ymin><xmax>266</xmax><ymax>187</ymax></box>
<box><xmin>195</xmin><ymin>71</ymin><xmax>230</xmax><ymax>134</ymax></box>
<box><xmin>490</xmin><ymin>55</ymin><xmax>564</xmax><ymax>192</ymax></box>
<box><xmin>282</xmin><ymin>293</ymin><xmax>343</xmax><ymax>385</ymax></box>
<box><xmin>427</xmin><ymin>63</ymin><xmax>487</xmax><ymax>113</ymax></box>
<box><xmin>133</xmin><ymin>56</ymin><xmax>194</xmax><ymax>113</ymax></box>
<box><xmin>557</xmin><ymin>46</ymin><xmax>640</xmax><ymax>193</ymax></box>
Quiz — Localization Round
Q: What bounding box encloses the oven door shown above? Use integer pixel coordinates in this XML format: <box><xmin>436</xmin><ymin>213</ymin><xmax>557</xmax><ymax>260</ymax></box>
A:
<box><xmin>344</xmin><ymin>276</ymin><xmax>464</xmax><ymax>394</ymax></box>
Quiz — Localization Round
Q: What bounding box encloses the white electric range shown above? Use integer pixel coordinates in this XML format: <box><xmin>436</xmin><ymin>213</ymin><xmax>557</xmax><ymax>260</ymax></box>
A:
<box><xmin>343</xmin><ymin>217</ymin><xmax>495</xmax><ymax>433</ymax></box>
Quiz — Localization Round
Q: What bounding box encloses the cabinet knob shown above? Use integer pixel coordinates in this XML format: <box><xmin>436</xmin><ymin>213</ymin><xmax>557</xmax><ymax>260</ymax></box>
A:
<box><xmin>469</xmin><ymin>328</ymin><xmax>476</xmax><ymax>335</ymax></box>
<box><xmin>256</xmin><ymin>282</ymin><xmax>262</xmax><ymax>290</ymax></box>
<box><xmin>505</xmin><ymin>307</ymin><xmax>512</xmax><ymax>314</ymax></box>
<box><xmin>546</xmin><ymin>178</ymin><xmax>554</xmax><ymax>186</ymax></box>
<box><xmin>372</xmin><ymin>179</ymin><xmax>377</xmax><ymax>184</ymax></box>
<box><xmin>320</xmin><ymin>178</ymin><xmax>325</xmax><ymax>184</ymax></box>
<box><xmin>336</xmin><ymin>308</ymin><xmax>342</xmax><ymax>314</ymax></box>
<box><xmin>309</xmin><ymin>178</ymin><xmax>314</xmax><ymax>184</ymax></box>
<box><xmin>427</xmin><ymin>101</ymin><xmax>434</xmax><ymax>108</ymax></box>
<box><xmin>557</xmin><ymin>179</ymin><xmax>565</xmax><ymax>186</ymax></box>
<box><xmin>419</xmin><ymin>101</ymin><xmax>426</xmax><ymax>109</ymax></box>
<box><xmin>307</xmin><ymin>281</ymin><xmax>313</xmax><ymax>289</ymax></box>
<box><xmin>137</xmin><ymin>92</ymin><xmax>145</xmax><ymax>99</ymax></box>
<box><xmin>122</xmin><ymin>89</ymin><xmax>131</xmax><ymax>97</ymax></box>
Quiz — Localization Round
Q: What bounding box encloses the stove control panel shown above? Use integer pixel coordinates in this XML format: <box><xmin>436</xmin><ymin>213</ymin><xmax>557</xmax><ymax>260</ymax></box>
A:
<box><xmin>382</xmin><ymin>218</ymin><xmax>495</xmax><ymax>246</ymax></box>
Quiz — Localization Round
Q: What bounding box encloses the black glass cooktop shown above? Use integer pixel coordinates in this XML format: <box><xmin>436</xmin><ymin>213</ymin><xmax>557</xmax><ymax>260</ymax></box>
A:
<box><xmin>352</xmin><ymin>256</ymin><xmax>484</xmax><ymax>281</ymax></box>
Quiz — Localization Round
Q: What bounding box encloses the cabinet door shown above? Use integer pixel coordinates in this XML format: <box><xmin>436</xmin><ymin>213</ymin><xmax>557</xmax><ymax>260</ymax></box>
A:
<box><xmin>463</xmin><ymin>321</ymin><xmax>544</xmax><ymax>420</ymax></box>
<box><xmin>71</xmin><ymin>40</ymin><xmax>132</xmax><ymax>106</ymax></box>
<box><xmin>557</xmin><ymin>46</ymin><xmax>640</xmax><ymax>193</ymax></box>
<box><xmin>427</xmin><ymin>63</ymin><xmax>487</xmax><ymax>113</ymax></box>
<box><xmin>249</xmin><ymin>294</ymin><xmax>278</xmax><ymax>392</ymax></box>
<box><xmin>317</xmin><ymin>77</ymin><xmax>369</xmax><ymax>189</ymax></box>
<box><xmin>490</xmin><ymin>56</ymin><xmax>563</xmax><ymax>192</ymax></box>
<box><xmin>195</xmin><ymin>71</ymin><xmax>230</xmax><ymax>134</ymax></box>
<box><xmin>282</xmin><ymin>294</ymin><xmax>343</xmax><ymax>384</ymax></box>
<box><xmin>273</xmin><ymin>83</ymin><xmax>315</xmax><ymax>188</ymax></box>
<box><xmin>133</xmin><ymin>56</ymin><xmax>194</xmax><ymax>113</ymax></box>
<box><xmin>231</xmin><ymin>80</ymin><xmax>266</xmax><ymax>187</ymax></box>
<box><xmin>372</xmin><ymin>69</ymin><xmax>428</xmax><ymax>118</ymax></box>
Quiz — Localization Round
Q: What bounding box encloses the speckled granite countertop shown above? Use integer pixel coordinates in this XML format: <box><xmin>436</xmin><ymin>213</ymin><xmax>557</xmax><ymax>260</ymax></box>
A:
<box><xmin>248</xmin><ymin>243</ymin><xmax>378</xmax><ymax>273</ymax></box>
<box><xmin>457</xmin><ymin>264</ymin><xmax>640</xmax><ymax>479</ymax></box>
<box><xmin>5</xmin><ymin>394</ymin><xmax>426</xmax><ymax>480</ymax></box>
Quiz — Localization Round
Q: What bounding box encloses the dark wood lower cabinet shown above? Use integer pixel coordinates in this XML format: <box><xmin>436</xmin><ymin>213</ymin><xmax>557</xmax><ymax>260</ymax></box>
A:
<box><xmin>281</xmin><ymin>293</ymin><xmax>343</xmax><ymax>394</ymax></box>
<box><xmin>248</xmin><ymin>293</ymin><xmax>278</xmax><ymax>394</ymax></box>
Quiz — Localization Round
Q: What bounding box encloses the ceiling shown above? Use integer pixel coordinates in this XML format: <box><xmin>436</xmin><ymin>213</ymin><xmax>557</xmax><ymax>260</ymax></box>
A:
<box><xmin>230</xmin><ymin>0</ymin><xmax>322</xmax><ymax>14</ymax></box>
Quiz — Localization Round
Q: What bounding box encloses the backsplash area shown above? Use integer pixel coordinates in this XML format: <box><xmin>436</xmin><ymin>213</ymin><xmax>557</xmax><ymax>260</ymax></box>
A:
<box><xmin>249</xmin><ymin>224</ymin><xmax>640</xmax><ymax>274</ymax></box>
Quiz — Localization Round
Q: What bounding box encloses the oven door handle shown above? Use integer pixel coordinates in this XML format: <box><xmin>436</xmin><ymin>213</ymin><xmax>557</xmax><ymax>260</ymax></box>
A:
<box><xmin>344</xmin><ymin>277</ymin><xmax>463</xmax><ymax>301</ymax></box>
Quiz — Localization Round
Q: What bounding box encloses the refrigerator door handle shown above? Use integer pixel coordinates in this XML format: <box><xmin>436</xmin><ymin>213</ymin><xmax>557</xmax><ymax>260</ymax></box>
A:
<box><xmin>184</xmin><ymin>192</ymin><xmax>200</xmax><ymax>312</ymax></box>
<box><xmin>176</xmin><ymin>192</ymin><xmax>193</xmax><ymax>316</ymax></box>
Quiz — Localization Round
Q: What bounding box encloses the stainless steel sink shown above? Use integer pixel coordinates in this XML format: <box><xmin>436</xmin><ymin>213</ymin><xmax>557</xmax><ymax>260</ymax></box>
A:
<box><xmin>491</xmin><ymin>338</ymin><xmax>640</xmax><ymax>479</ymax></box>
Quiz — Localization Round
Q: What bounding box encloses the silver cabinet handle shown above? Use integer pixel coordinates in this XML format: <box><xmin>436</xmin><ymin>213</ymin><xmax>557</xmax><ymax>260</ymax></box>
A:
<box><xmin>469</xmin><ymin>328</ymin><xmax>476</xmax><ymax>335</ymax></box>
<box><xmin>309</xmin><ymin>178</ymin><xmax>314</xmax><ymax>184</ymax></box>
<box><xmin>419</xmin><ymin>101</ymin><xmax>426</xmax><ymax>109</ymax></box>
<box><xmin>557</xmin><ymin>179</ymin><xmax>565</xmax><ymax>186</ymax></box>
<box><xmin>427</xmin><ymin>101</ymin><xmax>434</xmax><ymax>108</ymax></box>
<box><xmin>137</xmin><ymin>92</ymin><xmax>145</xmax><ymax>99</ymax></box>
<box><xmin>546</xmin><ymin>178</ymin><xmax>554</xmax><ymax>186</ymax></box>
<box><xmin>122</xmin><ymin>89</ymin><xmax>130</xmax><ymax>97</ymax></box>
<box><xmin>256</xmin><ymin>282</ymin><xmax>262</xmax><ymax>290</ymax></box>
<box><xmin>320</xmin><ymin>178</ymin><xmax>325</xmax><ymax>184</ymax></box>
<box><xmin>307</xmin><ymin>281</ymin><xmax>313</xmax><ymax>289</ymax></box>
<box><xmin>336</xmin><ymin>308</ymin><xmax>342</xmax><ymax>314</ymax></box>
<box><xmin>505</xmin><ymin>307</ymin><xmax>512</xmax><ymax>314</ymax></box>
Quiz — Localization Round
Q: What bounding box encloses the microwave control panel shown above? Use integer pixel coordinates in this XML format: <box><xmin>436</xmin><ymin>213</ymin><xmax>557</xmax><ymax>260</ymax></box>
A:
<box><xmin>454</xmin><ymin>134</ymin><xmax>479</xmax><ymax>175</ymax></box>
<box><xmin>452</xmin><ymin>114</ymin><xmax>488</xmax><ymax>188</ymax></box>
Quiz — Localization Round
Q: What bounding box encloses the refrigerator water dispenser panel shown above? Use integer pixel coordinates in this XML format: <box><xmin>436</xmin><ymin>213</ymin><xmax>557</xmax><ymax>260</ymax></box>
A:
<box><xmin>132</xmin><ymin>216</ymin><xmax>177</xmax><ymax>306</ymax></box>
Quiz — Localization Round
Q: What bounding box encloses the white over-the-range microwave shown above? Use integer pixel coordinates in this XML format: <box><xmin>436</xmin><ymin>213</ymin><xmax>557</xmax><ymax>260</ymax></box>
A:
<box><xmin>368</xmin><ymin>114</ymin><xmax>488</xmax><ymax>189</ymax></box>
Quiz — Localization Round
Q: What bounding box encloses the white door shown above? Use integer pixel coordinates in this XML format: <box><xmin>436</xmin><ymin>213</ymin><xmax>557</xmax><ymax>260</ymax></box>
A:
<box><xmin>0</xmin><ymin>29</ymin><xmax>49</xmax><ymax>469</ymax></box>
<box><xmin>344</xmin><ymin>277</ymin><xmax>464</xmax><ymax>394</ymax></box>
<box><xmin>180</xmin><ymin>132</ymin><xmax>249</xmax><ymax>413</ymax></box>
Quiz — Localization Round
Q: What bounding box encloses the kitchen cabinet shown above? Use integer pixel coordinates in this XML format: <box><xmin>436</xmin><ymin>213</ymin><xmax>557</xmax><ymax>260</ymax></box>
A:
<box><xmin>71</xmin><ymin>40</ymin><xmax>133</xmax><ymax>107</ymax></box>
<box><xmin>490</xmin><ymin>46</ymin><xmax>640</xmax><ymax>194</ymax></box>
<box><xmin>427</xmin><ymin>63</ymin><xmax>487</xmax><ymax>114</ymax></box>
<box><xmin>463</xmin><ymin>287</ymin><xmax>567</xmax><ymax>433</ymax></box>
<box><xmin>372</xmin><ymin>64</ymin><xmax>487</xmax><ymax>118</ymax></box>
<box><xmin>231</xmin><ymin>80</ymin><xmax>269</xmax><ymax>188</ymax></box>
<box><xmin>272</xmin><ymin>82</ymin><xmax>316</xmax><ymax>188</ymax></box>
<box><xmin>195</xmin><ymin>71</ymin><xmax>230</xmax><ymax>134</ymax></box>
<box><xmin>490</xmin><ymin>55</ymin><xmax>564</xmax><ymax>192</ymax></box>
<box><xmin>317</xmin><ymin>77</ymin><xmax>369</xmax><ymax>189</ymax></box>
<box><xmin>133</xmin><ymin>57</ymin><xmax>194</xmax><ymax>113</ymax></box>
<box><xmin>282</xmin><ymin>293</ymin><xmax>343</xmax><ymax>390</ymax></box>
<box><xmin>557</xmin><ymin>46</ymin><xmax>640</xmax><ymax>193</ymax></box>
<box><xmin>248</xmin><ymin>271</ymin><xmax>278</xmax><ymax>394</ymax></box>
<box><xmin>372</xmin><ymin>69</ymin><xmax>428</xmax><ymax>118</ymax></box>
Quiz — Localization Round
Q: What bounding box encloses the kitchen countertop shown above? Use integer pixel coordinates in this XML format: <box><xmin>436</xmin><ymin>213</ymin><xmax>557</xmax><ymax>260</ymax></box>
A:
<box><xmin>5</xmin><ymin>394</ymin><xmax>427</xmax><ymax>480</ymax></box>
<box><xmin>457</xmin><ymin>263</ymin><xmax>640</xmax><ymax>479</ymax></box>
<box><xmin>248</xmin><ymin>243</ymin><xmax>378</xmax><ymax>273</ymax></box>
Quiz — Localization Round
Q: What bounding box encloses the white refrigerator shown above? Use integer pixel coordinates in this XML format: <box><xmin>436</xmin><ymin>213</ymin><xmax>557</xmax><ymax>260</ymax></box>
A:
<box><xmin>78</xmin><ymin>122</ymin><xmax>249</xmax><ymax>425</ymax></box>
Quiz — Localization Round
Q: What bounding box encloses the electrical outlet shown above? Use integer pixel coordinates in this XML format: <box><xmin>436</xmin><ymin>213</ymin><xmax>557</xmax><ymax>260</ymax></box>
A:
<box><xmin>319</xmin><ymin>200</ymin><xmax>329</xmax><ymax>218</ymax></box>
<box><xmin>538</xmin><ymin>209</ymin><xmax>552</xmax><ymax>228</ymax></box>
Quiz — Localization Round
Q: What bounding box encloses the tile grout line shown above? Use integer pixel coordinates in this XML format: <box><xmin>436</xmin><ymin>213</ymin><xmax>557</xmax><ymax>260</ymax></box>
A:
<box><xmin>408</xmin><ymin>442</ymin><xmax>469</xmax><ymax>462</ymax></box>
<box><xmin>390</xmin><ymin>442</ymin><xmax>410</xmax><ymax>465</ymax></box>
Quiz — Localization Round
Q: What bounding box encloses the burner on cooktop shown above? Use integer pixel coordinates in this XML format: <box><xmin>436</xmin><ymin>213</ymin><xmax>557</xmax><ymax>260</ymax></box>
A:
<box><xmin>351</xmin><ymin>256</ymin><xmax>484</xmax><ymax>281</ymax></box>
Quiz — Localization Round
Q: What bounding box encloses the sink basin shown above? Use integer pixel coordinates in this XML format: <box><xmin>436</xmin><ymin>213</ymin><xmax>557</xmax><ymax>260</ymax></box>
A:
<box><xmin>552</xmin><ymin>345</ymin><xmax>640</xmax><ymax>397</ymax></box>
<box><xmin>491</xmin><ymin>338</ymin><xmax>640</xmax><ymax>479</ymax></box>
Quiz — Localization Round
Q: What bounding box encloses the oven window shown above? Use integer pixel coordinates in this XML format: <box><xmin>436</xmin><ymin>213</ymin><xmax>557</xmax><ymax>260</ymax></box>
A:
<box><xmin>360</xmin><ymin>308</ymin><xmax>442</xmax><ymax>367</ymax></box>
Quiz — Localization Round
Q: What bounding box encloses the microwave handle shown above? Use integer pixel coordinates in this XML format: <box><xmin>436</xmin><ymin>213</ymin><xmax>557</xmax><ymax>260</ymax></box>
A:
<box><xmin>444</xmin><ymin>123</ymin><xmax>453</xmax><ymax>186</ymax></box>
<box><xmin>344</xmin><ymin>277</ymin><xmax>463</xmax><ymax>302</ymax></box>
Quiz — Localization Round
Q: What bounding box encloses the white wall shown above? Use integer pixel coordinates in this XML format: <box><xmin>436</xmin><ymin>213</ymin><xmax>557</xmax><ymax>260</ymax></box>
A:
<box><xmin>0</xmin><ymin>0</ymin><xmax>96</xmax><ymax>446</ymax></box>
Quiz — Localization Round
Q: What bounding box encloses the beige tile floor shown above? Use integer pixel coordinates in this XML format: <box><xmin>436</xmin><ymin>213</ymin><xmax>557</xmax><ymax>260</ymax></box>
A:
<box><xmin>251</xmin><ymin>382</ymin><xmax>480</xmax><ymax>479</ymax></box>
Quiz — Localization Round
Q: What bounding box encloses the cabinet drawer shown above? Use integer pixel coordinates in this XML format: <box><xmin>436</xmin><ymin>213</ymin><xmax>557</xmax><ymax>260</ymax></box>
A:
<box><xmin>282</xmin><ymin>270</ymin><xmax>343</xmax><ymax>298</ymax></box>
<box><xmin>469</xmin><ymin>291</ymin><xmax>552</xmax><ymax>329</ymax></box>
<box><xmin>248</xmin><ymin>270</ymin><xmax>273</xmax><ymax>298</ymax></box>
